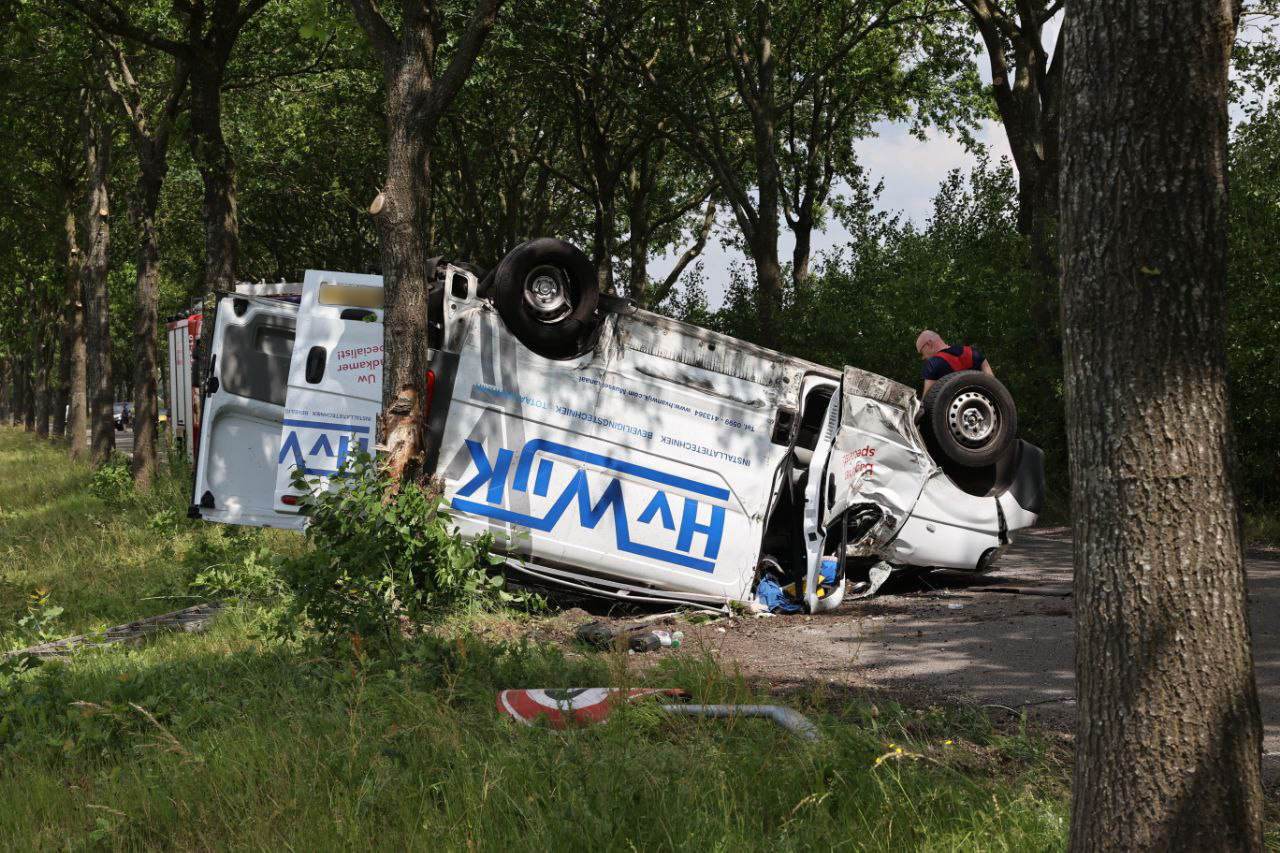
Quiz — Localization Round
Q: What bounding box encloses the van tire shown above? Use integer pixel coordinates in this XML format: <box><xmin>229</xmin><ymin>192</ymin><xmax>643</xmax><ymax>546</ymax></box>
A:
<box><xmin>921</xmin><ymin>370</ymin><xmax>1017</xmax><ymax>467</ymax></box>
<box><xmin>492</xmin><ymin>239</ymin><xmax>599</xmax><ymax>359</ymax></box>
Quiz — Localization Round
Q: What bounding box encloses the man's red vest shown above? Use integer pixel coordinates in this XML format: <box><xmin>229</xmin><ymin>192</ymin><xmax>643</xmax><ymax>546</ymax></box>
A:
<box><xmin>934</xmin><ymin>346</ymin><xmax>975</xmax><ymax>372</ymax></box>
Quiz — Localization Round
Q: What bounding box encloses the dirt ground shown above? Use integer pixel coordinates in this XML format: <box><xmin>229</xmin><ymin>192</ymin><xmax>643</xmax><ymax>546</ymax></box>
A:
<box><xmin>519</xmin><ymin>529</ymin><xmax>1280</xmax><ymax>786</ymax></box>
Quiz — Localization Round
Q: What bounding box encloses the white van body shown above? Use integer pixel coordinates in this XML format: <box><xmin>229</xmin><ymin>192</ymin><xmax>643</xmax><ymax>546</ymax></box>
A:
<box><xmin>192</xmin><ymin>265</ymin><xmax>1044</xmax><ymax>611</ymax></box>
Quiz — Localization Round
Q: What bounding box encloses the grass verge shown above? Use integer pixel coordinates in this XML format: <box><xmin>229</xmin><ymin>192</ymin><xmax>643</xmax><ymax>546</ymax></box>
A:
<box><xmin>1</xmin><ymin>426</ymin><xmax>1076</xmax><ymax>850</ymax></box>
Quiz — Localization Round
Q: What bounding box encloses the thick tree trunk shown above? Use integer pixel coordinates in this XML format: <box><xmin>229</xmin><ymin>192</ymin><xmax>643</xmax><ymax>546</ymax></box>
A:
<box><xmin>83</xmin><ymin>108</ymin><xmax>115</xmax><ymax>463</ymax></box>
<box><xmin>352</xmin><ymin>0</ymin><xmax>502</xmax><ymax>483</ymax></box>
<box><xmin>1061</xmin><ymin>2</ymin><xmax>1263</xmax><ymax>849</ymax></box>
<box><xmin>130</xmin><ymin>168</ymin><xmax>164</xmax><ymax>487</ymax></box>
<box><xmin>376</xmin><ymin>54</ymin><xmax>436</xmax><ymax>483</ymax></box>
<box><xmin>190</xmin><ymin>65</ymin><xmax>238</xmax><ymax>294</ymax></box>
<box><xmin>188</xmin><ymin>64</ymin><xmax>236</xmax><ymax>433</ymax></box>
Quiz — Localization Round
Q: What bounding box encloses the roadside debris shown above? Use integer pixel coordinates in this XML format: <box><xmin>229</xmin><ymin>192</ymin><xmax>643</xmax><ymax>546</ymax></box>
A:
<box><xmin>574</xmin><ymin>620</ymin><xmax>684</xmax><ymax>653</ymax></box>
<box><xmin>849</xmin><ymin>561</ymin><xmax>895</xmax><ymax>600</ymax></box>
<box><xmin>496</xmin><ymin>687</ymin><xmax>819</xmax><ymax>740</ymax></box>
<box><xmin>754</xmin><ymin>558</ymin><xmax>842</xmax><ymax>613</ymax></box>
<box><xmin>4</xmin><ymin>603</ymin><xmax>222</xmax><ymax>660</ymax></box>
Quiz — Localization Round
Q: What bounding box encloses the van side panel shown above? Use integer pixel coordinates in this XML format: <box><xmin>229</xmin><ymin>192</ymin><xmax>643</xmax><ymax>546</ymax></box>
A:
<box><xmin>433</xmin><ymin>307</ymin><xmax>794</xmax><ymax>602</ymax></box>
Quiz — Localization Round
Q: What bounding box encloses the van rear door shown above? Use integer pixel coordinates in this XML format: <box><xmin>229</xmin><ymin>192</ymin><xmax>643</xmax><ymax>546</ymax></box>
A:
<box><xmin>272</xmin><ymin>270</ymin><xmax>384</xmax><ymax>511</ymax></box>
<box><xmin>191</xmin><ymin>295</ymin><xmax>301</xmax><ymax>528</ymax></box>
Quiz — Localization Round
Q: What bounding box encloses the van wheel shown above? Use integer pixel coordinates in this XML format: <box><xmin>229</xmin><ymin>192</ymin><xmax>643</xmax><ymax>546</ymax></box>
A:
<box><xmin>491</xmin><ymin>238</ymin><xmax>599</xmax><ymax>359</ymax></box>
<box><xmin>921</xmin><ymin>370</ymin><xmax>1017</xmax><ymax>467</ymax></box>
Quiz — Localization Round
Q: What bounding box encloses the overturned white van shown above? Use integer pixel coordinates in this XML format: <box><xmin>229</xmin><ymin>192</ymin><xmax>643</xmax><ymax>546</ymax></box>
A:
<box><xmin>191</xmin><ymin>239</ymin><xmax>1044</xmax><ymax>612</ymax></box>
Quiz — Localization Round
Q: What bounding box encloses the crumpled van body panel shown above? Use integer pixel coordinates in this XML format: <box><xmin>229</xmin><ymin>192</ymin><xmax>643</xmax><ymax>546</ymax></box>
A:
<box><xmin>192</xmin><ymin>265</ymin><xmax>1044</xmax><ymax>610</ymax></box>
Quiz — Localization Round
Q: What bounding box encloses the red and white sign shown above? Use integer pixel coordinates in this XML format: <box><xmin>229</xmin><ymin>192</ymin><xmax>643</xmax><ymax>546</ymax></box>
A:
<box><xmin>496</xmin><ymin>688</ymin><xmax>688</xmax><ymax>728</ymax></box>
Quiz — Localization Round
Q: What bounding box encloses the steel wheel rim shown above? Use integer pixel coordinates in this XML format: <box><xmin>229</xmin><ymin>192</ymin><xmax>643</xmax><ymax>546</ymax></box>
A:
<box><xmin>522</xmin><ymin>265</ymin><xmax>573</xmax><ymax>323</ymax></box>
<box><xmin>948</xmin><ymin>390</ymin><xmax>997</xmax><ymax>446</ymax></box>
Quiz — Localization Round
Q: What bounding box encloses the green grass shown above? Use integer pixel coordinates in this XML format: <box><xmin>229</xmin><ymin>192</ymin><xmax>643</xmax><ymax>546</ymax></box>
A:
<box><xmin>0</xmin><ymin>426</ymin><xmax>1074</xmax><ymax>850</ymax></box>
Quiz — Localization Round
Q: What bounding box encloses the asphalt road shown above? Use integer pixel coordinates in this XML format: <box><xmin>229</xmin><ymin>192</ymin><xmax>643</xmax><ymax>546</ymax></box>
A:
<box><xmin>707</xmin><ymin>529</ymin><xmax>1280</xmax><ymax>782</ymax></box>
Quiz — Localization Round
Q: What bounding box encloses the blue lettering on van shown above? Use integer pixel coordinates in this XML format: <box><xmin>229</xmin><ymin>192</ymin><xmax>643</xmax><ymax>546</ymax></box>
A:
<box><xmin>278</xmin><ymin>419</ymin><xmax>369</xmax><ymax>476</ymax></box>
<box><xmin>451</xmin><ymin>438</ymin><xmax>727</xmax><ymax>573</ymax></box>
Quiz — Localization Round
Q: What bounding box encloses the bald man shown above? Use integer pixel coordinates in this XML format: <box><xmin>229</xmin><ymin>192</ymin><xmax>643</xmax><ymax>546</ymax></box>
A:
<box><xmin>916</xmin><ymin>330</ymin><xmax>995</xmax><ymax>396</ymax></box>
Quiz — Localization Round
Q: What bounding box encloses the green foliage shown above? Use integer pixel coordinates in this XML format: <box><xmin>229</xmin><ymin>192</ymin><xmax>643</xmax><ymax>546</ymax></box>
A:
<box><xmin>86</xmin><ymin>452</ymin><xmax>134</xmax><ymax>510</ymax></box>
<box><xmin>276</xmin><ymin>455</ymin><xmax>520</xmax><ymax>652</ymax></box>
<box><xmin>692</xmin><ymin>157</ymin><xmax>1072</xmax><ymax>516</ymax></box>
<box><xmin>1227</xmin><ymin>102</ymin><xmax>1280</xmax><ymax>516</ymax></box>
<box><xmin>0</xmin><ymin>608</ymin><xmax>1074</xmax><ymax>850</ymax></box>
<box><xmin>185</xmin><ymin>529</ymin><xmax>286</xmax><ymax>603</ymax></box>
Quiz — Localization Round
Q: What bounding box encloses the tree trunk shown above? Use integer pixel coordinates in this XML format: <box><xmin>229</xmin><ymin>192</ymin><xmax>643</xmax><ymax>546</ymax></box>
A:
<box><xmin>189</xmin><ymin>64</ymin><xmax>238</xmax><ymax>294</ymax></box>
<box><xmin>34</xmin><ymin>334</ymin><xmax>51</xmax><ymax>439</ymax></box>
<box><xmin>591</xmin><ymin>187</ymin><xmax>617</xmax><ymax>295</ymax></box>
<box><xmin>188</xmin><ymin>63</ymin><xmax>236</xmax><ymax>431</ymax></box>
<box><xmin>130</xmin><ymin>167</ymin><xmax>164</xmax><ymax>487</ymax></box>
<box><xmin>20</xmin><ymin>359</ymin><xmax>34</xmax><ymax>431</ymax></box>
<box><xmin>350</xmin><ymin>0</ymin><xmax>502</xmax><ymax>483</ymax></box>
<box><xmin>1060</xmin><ymin>2</ymin><xmax>1263</xmax><ymax>849</ymax></box>
<box><xmin>376</xmin><ymin>53</ymin><xmax>437</xmax><ymax>483</ymax></box>
<box><xmin>54</xmin><ymin>197</ymin><xmax>80</xmax><ymax>438</ymax></box>
<box><xmin>83</xmin><ymin>106</ymin><xmax>115</xmax><ymax>464</ymax></box>
<box><xmin>791</xmin><ymin>209</ymin><xmax>813</xmax><ymax>294</ymax></box>
<box><xmin>67</xmin><ymin>279</ymin><xmax>89</xmax><ymax>458</ymax></box>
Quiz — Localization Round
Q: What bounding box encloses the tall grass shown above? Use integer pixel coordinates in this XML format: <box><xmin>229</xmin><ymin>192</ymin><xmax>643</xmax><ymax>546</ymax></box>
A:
<box><xmin>0</xmin><ymin>426</ymin><xmax>1074</xmax><ymax>850</ymax></box>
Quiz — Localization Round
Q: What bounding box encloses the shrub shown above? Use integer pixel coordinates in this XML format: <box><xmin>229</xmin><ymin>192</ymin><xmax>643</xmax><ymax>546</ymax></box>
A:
<box><xmin>87</xmin><ymin>452</ymin><xmax>133</xmax><ymax>509</ymax></box>
<box><xmin>276</xmin><ymin>454</ymin><xmax>517</xmax><ymax>652</ymax></box>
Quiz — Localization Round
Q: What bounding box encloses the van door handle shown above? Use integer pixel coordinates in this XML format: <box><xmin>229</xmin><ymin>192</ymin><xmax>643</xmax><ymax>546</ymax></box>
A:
<box><xmin>203</xmin><ymin>355</ymin><xmax>218</xmax><ymax>395</ymax></box>
<box><xmin>827</xmin><ymin>473</ymin><xmax>835</xmax><ymax>506</ymax></box>
<box><xmin>305</xmin><ymin>346</ymin><xmax>327</xmax><ymax>383</ymax></box>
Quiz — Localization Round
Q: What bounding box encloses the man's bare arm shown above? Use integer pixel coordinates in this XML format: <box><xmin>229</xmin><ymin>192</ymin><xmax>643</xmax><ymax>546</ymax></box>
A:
<box><xmin>982</xmin><ymin>361</ymin><xmax>995</xmax><ymax>377</ymax></box>
<box><xmin>922</xmin><ymin>378</ymin><xmax>935</xmax><ymax>396</ymax></box>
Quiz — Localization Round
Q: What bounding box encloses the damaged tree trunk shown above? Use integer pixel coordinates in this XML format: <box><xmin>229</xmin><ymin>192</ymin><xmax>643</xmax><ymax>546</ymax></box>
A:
<box><xmin>346</xmin><ymin>0</ymin><xmax>502</xmax><ymax>483</ymax></box>
<box><xmin>1061</xmin><ymin>0</ymin><xmax>1264</xmax><ymax>848</ymax></box>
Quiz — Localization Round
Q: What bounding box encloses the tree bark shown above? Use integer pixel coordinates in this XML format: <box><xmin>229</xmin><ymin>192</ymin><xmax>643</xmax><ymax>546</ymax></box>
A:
<box><xmin>34</xmin><ymin>333</ymin><xmax>52</xmax><ymax>439</ymax></box>
<box><xmin>97</xmin><ymin>43</ymin><xmax>186</xmax><ymax>487</ymax></box>
<box><xmin>66</xmin><ymin>273</ymin><xmax>89</xmax><ymax>457</ymax></box>
<box><xmin>130</xmin><ymin>166</ymin><xmax>164</xmax><ymax>486</ymax></box>
<box><xmin>190</xmin><ymin>61</ymin><xmax>238</xmax><ymax>294</ymax></box>
<box><xmin>19</xmin><ymin>357</ymin><xmax>34</xmax><ymax>430</ymax></box>
<box><xmin>347</xmin><ymin>0</ymin><xmax>503</xmax><ymax>482</ymax></box>
<box><xmin>54</xmin><ymin>193</ymin><xmax>81</xmax><ymax>438</ymax></box>
<box><xmin>82</xmin><ymin>103</ymin><xmax>114</xmax><ymax>463</ymax></box>
<box><xmin>1060</xmin><ymin>1</ymin><xmax>1263</xmax><ymax>849</ymax></box>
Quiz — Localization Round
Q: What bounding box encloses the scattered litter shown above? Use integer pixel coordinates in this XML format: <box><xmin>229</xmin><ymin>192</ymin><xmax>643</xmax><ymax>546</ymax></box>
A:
<box><xmin>4</xmin><ymin>603</ymin><xmax>222</xmax><ymax>660</ymax></box>
<box><xmin>496</xmin><ymin>688</ymin><xmax>819</xmax><ymax>740</ymax></box>
<box><xmin>982</xmin><ymin>696</ymin><xmax>1076</xmax><ymax>717</ymax></box>
<box><xmin>754</xmin><ymin>560</ymin><xmax>842</xmax><ymax>613</ymax></box>
<box><xmin>982</xmin><ymin>586</ymin><xmax>1073</xmax><ymax>598</ymax></box>
<box><xmin>947</xmin><ymin>603</ymin><xmax>964</xmax><ymax>610</ymax></box>
<box><xmin>574</xmin><ymin>622</ymin><xmax>685</xmax><ymax>654</ymax></box>
<box><xmin>849</xmin><ymin>561</ymin><xmax>894</xmax><ymax>600</ymax></box>
<box><xmin>651</xmin><ymin>629</ymin><xmax>683</xmax><ymax>648</ymax></box>
<box><xmin>754</xmin><ymin>575</ymin><xmax>803</xmax><ymax>614</ymax></box>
